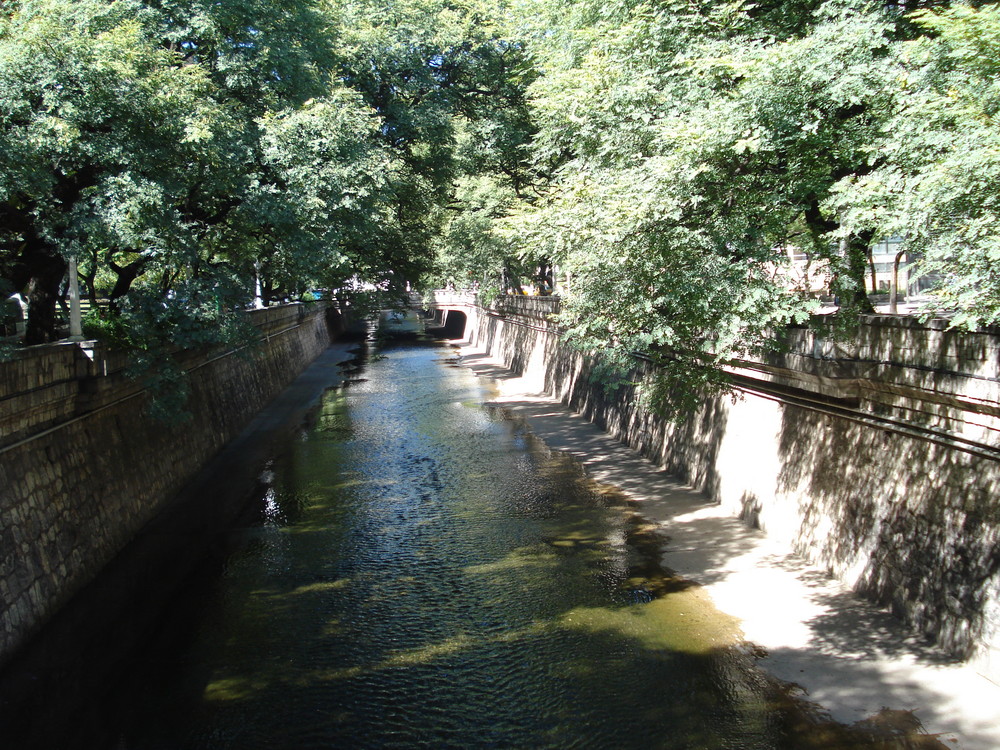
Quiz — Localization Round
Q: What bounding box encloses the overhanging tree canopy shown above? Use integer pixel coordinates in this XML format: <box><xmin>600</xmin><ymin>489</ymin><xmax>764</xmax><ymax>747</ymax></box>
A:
<box><xmin>2</xmin><ymin>0</ymin><xmax>1000</xmax><ymax>414</ymax></box>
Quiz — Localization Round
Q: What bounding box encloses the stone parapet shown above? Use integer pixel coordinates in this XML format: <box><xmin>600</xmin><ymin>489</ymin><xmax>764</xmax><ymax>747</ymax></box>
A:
<box><xmin>758</xmin><ymin>317</ymin><xmax>1000</xmax><ymax>453</ymax></box>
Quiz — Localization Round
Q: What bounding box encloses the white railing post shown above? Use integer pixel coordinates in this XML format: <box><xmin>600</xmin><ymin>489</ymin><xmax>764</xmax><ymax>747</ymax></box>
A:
<box><xmin>68</xmin><ymin>255</ymin><xmax>84</xmax><ymax>342</ymax></box>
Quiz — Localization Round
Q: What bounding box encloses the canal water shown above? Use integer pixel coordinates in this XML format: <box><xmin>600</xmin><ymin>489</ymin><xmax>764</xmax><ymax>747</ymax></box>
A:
<box><xmin>0</xmin><ymin>334</ymin><xmax>930</xmax><ymax>748</ymax></box>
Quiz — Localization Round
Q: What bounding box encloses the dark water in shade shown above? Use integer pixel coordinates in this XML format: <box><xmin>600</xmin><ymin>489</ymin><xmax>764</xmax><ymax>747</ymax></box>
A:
<box><xmin>0</xmin><ymin>338</ymin><xmax>928</xmax><ymax>749</ymax></box>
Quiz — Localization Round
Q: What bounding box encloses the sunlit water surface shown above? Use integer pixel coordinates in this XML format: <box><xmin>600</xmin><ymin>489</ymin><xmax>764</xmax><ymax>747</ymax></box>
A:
<box><xmin>135</xmin><ymin>341</ymin><xmax>791</xmax><ymax>749</ymax></box>
<box><xmin>5</xmin><ymin>339</ymin><xmax>897</xmax><ymax>749</ymax></box>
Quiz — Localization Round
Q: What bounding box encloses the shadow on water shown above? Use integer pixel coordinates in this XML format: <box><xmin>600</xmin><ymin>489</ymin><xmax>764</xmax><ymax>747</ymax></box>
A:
<box><xmin>507</xmin><ymin>444</ymin><xmax>950</xmax><ymax>750</ymax></box>
<box><xmin>0</xmin><ymin>334</ymin><xmax>949</xmax><ymax>750</ymax></box>
<box><xmin>0</xmin><ymin>346</ymin><xmax>368</xmax><ymax>750</ymax></box>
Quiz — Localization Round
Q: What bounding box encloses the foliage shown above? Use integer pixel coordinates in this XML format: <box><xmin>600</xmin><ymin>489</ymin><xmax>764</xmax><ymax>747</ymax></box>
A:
<box><xmin>830</xmin><ymin>2</ymin><xmax>1000</xmax><ymax>328</ymax></box>
<box><xmin>254</xmin><ymin>90</ymin><xmax>397</xmax><ymax>298</ymax></box>
<box><xmin>0</xmin><ymin>0</ymin><xmax>497</xmax><ymax>411</ymax></box>
<box><xmin>429</xmin><ymin>173</ymin><xmax>522</xmax><ymax>293</ymax></box>
<box><xmin>469</xmin><ymin>0</ymin><xmax>1000</xmax><ymax>413</ymax></box>
<box><xmin>489</xmin><ymin>0</ymin><xmax>842</xmax><ymax>410</ymax></box>
<box><xmin>5</xmin><ymin>0</ymin><xmax>1000</xmax><ymax>417</ymax></box>
<box><xmin>92</xmin><ymin>277</ymin><xmax>258</xmax><ymax>421</ymax></box>
<box><xmin>0</xmin><ymin>0</ymin><xmax>227</xmax><ymax>342</ymax></box>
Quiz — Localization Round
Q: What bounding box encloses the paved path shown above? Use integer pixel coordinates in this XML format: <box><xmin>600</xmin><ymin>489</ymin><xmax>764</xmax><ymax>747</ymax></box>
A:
<box><xmin>456</xmin><ymin>342</ymin><xmax>1000</xmax><ymax>750</ymax></box>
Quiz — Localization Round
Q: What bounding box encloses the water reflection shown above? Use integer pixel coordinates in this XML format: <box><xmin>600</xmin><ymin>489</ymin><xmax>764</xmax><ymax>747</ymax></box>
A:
<box><xmin>0</xmin><ymin>339</ymin><xmax>944</xmax><ymax>749</ymax></box>
<box><xmin>143</xmin><ymin>343</ymin><xmax>777</xmax><ymax>748</ymax></box>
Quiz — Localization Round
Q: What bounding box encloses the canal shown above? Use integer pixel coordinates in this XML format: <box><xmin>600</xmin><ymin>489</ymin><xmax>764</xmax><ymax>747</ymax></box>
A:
<box><xmin>0</xmin><ymin>332</ymin><xmax>931</xmax><ymax>748</ymax></box>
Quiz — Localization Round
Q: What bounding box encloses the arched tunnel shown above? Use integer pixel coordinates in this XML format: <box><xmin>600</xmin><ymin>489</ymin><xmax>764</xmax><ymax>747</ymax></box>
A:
<box><xmin>425</xmin><ymin>308</ymin><xmax>468</xmax><ymax>339</ymax></box>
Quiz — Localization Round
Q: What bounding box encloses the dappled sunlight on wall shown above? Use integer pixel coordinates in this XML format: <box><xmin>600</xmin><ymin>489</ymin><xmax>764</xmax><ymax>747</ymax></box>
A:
<box><xmin>464</xmin><ymin>294</ymin><xmax>1000</xmax><ymax>682</ymax></box>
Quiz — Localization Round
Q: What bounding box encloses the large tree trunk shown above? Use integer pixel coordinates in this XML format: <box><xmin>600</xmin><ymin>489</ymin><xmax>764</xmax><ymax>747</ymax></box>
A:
<box><xmin>106</xmin><ymin>256</ymin><xmax>148</xmax><ymax>313</ymax></box>
<box><xmin>4</xmin><ymin>169</ymin><xmax>103</xmax><ymax>342</ymax></box>
<box><xmin>503</xmin><ymin>259</ymin><xmax>523</xmax><ymax>295</ymax></box>
<box><xmin>9</xmin><ymin>239</ymin><xmax>68</xmax><ymax>345</ymax></box>
<box><xmin>838</xmin><ymin>230</ymin><xmax>877</xmax><ymax>314</ymax></box>
<box><xmin>23</xmin><ymin>255</ymin><xmax>68</xmax><ymax>345</ymax></box>
<box><xmin>803</xmin><ymin>201</ymin><xmax>875</xmax><ymax>315</ymax></box>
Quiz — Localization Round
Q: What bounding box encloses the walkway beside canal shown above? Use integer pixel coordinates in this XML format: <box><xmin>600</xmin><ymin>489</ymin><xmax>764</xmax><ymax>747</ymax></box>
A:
<box><xmin>457</xmin><ymin>341</ymin><xmax>1000</xmax><ymax>750</ymax></box>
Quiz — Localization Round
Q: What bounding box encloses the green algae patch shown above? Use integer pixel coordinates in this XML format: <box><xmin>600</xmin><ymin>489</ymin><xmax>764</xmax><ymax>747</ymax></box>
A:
<box><xmin>559</xmin><ymin>584</ymin><xmax>742</xmax><ymax>656</ymax></box>
<box><xmin>463</xmin><ymin>546</ymin><xmax>559</xmax><ymax>576</ymax></box>
<box><xmin>203</xmin><ymin>676</ymin><xmax>270</xmax><ymax>702</ymax></box>
<box><xmin>287</xmin><ymin>580</ymin><xmax>351</xmax><ymax>596</ymax></box>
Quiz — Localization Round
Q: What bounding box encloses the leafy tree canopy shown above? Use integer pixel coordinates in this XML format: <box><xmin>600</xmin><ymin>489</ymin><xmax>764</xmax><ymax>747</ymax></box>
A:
<box><xmin>830</xmin><ymin>2</ymin><xmax>1000</xmax><ymax>327</ymax></box>
<box><xmin>3</xmin><ymin>0</ymin><xmax>1000</xmax><ymax>416</ymax></box>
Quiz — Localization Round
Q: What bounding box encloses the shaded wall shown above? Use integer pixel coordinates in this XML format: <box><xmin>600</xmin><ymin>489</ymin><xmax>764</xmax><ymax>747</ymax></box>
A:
<box><xmin>0</xmin><ymin>303</ymin><xmax>342</xmax><ymax>666</ymax></box>
<box><xmin>457</xmin><ymin>295</ymin><xmax>1000</xmax><ymax>682</ymax></box>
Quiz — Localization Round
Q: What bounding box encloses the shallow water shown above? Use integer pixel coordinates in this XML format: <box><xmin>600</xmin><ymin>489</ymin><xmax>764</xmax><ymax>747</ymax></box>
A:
<box><xmin>0</xmin><ymin>338</ymin><xmax>923</xmax><ymax>748</ymax></box>
<box><xmin>124</xmin><ymin>341</ymin><xmax>780</xmax><ymax>749</ymax></box>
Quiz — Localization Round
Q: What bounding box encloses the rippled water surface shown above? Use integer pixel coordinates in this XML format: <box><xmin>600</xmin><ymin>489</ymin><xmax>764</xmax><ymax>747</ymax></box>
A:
<box><xmin>4</xmin><ymin>338</ymin><xmax>878</xmax><ymax>749</ymax></box>
<box><xmin>118</xmin><ymin>341</ymin><xmax>794</xmax><ymax>750</ymax></box>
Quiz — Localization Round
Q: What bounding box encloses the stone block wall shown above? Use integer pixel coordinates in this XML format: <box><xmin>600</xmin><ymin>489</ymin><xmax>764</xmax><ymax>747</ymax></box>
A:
<box><xmin>772</xmin><ymin>317</ymin><xmax>1000</xmax><ymax>447</ymax></box>
<box><xmin>0</xmin><ymin>344</ymin><xmax>88</xmax><ymax>448</ymax></box>
<box><xmin>0</xmin><ymin>303</ymin><xmax>340</xmax><ymax>666</ymax></box>
<box><xmin>461</xmin><ymin>296</ymin><xmax>1000</xmax><ymax>682</ymax></box>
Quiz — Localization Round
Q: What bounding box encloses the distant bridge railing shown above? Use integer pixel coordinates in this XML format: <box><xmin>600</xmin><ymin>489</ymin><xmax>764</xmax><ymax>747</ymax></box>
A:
<box><xmin>412</xmin><ymin>291</ymin><xmax>561</xmax><ymax>318</ymax></box>
<box><xmin>491</xmin><ymin>294</ymin><xmax>561</xmax><ymax>319</ymax></box>
<box><xmin>411</xmin><ymin>290</ymin><xmax>477</xmax><ymax>308</ymax></box>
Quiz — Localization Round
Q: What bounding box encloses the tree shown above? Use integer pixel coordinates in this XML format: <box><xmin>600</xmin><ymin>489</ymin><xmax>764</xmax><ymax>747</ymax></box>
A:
<box><xmin>9</xmin><ymin>0</ymin><xmax>1000</xmax><ymax>414</ymax></box>
<box><xmin>0</xmin><ymin>0</ymin><xmax>410</xmax><ymax>347</ymax></box>
<box><xmin>430</xmin><ymin>172</ymin><xmax>523</xmax><ymax>295</ymax></box>
<box><xmin>0</xmin><ymin>0</ymin><xmax>231</xmax><ymax>342</ymax></box>
<box><xmin>717</xmin><ymin>2</ymin><xmax>898</xmax><ymax>313</ymax></box>
<box><xmin>336</xmin><ymin>0</ymin><xmax>542</xmax><ymax>298</ymax></box>
<box><xmin>830</xmin><ymin>2</ymin><xmax>1000</xmax><ymax>327</ymax></box>
<box><xmin>484</xmin><ymin>1</ymin><xmax>844</xmax><ymax>409</ymax></box>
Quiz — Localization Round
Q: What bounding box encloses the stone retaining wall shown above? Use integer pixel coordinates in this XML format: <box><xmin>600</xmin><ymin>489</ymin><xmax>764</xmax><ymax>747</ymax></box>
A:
<box><xmin>0</xmin><ymin>303</ymin><xmax>340</xmax><ymax>666</ymax></box>
<box><xmin>457</xmin><ymin>296</ymin><xmax>1000</xmax><ymax>682</ymax></box>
